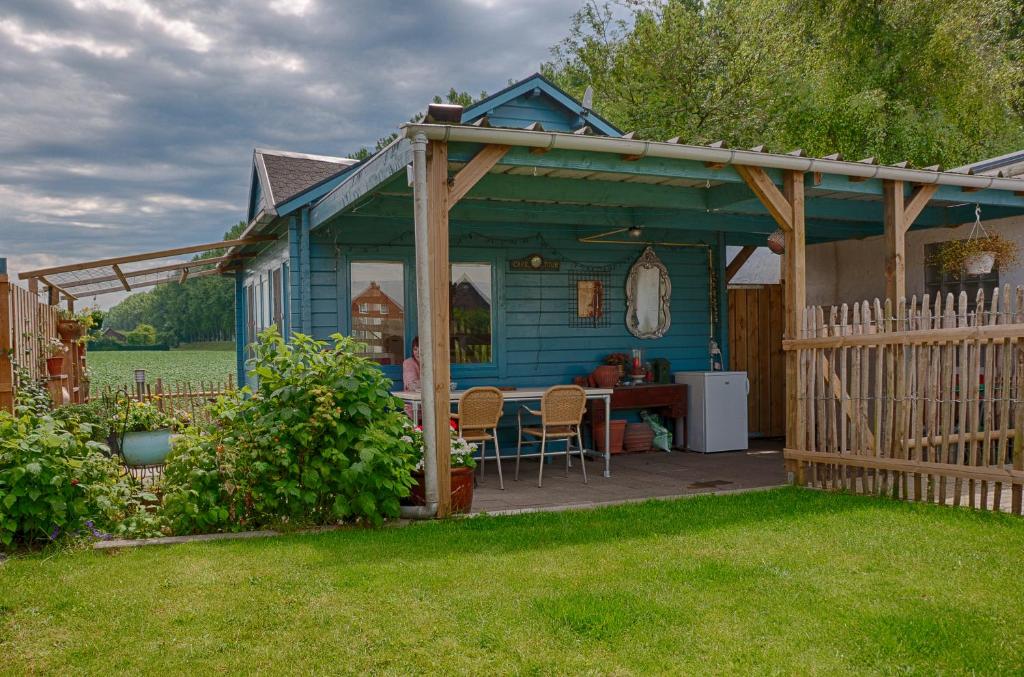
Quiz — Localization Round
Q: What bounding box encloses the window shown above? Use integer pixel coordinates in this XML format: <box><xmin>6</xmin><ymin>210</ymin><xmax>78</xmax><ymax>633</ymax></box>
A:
<box><xmin>925</xmin><ymin>242</ymin><xmax>999</xmax><ymax>302</ymax></box>
<box><xmin>271</xmin><ymin>267</ymin><xmax>283</xmax><ymax>331</ymax></box>
<box><xmin>351</xmin><ymin>262</ymin><xmax>405</xmax><ymax>365</ymax></box>
<box><xmin>246</xmin><ymin>284</ymin><xmax>256</xmax><ymax>345</ymax></box>
<box><xmin>451</xmin><ymin>263</ymin><xmax>492</xmax><ymax>364</ymax></box>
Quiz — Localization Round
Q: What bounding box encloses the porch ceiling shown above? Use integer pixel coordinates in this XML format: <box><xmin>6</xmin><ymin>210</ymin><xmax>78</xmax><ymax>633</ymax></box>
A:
<box><xmin>311</xmin><ymin>134</ymin><xmax>1024</xmax><ymax>248</ymax></box>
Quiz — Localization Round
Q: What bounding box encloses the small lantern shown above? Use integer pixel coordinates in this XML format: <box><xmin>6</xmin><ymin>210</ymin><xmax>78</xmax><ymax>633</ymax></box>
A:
<box><xmin>133</xmin><ymin>369</ymin><xmax>146</xmax><ymax>385</ymax></box>
<box><xmin>767</xmin><ymin>228</ymin><xmax>785</xmax><ymax>255</ymax></box>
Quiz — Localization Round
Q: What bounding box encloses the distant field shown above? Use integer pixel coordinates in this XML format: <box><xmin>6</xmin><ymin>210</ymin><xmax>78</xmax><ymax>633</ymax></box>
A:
<box><xmin>88</xmin><ymin>349</ymin><xmax>235</xmax><ymax>392</ymax></box>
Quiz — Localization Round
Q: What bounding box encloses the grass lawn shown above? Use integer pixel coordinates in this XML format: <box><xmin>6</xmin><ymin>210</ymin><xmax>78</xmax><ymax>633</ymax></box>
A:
<box><xmin>87</xmin><ymin>349</ymin><xmax>235</xmax><ymax>391</ymax></box>
<box><xmin>2</xmin><ymin>488</ymin><xmax>1023</xmax><ymax>674</ymax></box>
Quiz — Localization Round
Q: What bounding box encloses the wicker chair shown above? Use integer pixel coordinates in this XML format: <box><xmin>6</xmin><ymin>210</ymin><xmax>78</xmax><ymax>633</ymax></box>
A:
<box><xmin>516</xmin><ymin>385</ymin><xmax>588</xmax><ymax>488</ymax></box>
<box><xmin>452</xmin><ymin>386</ymin><xmax>505</xmax><ymax>489</ymax></box>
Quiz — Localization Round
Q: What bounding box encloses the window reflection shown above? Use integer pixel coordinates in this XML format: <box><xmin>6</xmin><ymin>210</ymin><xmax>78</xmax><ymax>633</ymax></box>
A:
<box><xmin>451</xmin><ymin>263</ymin><xmax>492</xmax><ymax>364</ymax></box>
<box><xmin>351</xmin><ymin>262</ymin><xmax>405</xmax><ymax>365</ymax></box>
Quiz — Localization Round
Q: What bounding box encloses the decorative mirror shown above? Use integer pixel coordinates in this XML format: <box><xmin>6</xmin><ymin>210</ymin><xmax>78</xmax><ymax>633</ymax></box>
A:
<box><xmin>625</xmin><ymin>246</ymin><xmax>671</xmax><ymax>339</ymax></box>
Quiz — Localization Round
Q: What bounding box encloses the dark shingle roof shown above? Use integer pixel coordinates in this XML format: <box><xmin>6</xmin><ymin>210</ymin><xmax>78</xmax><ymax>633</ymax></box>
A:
<box><xmin>256</xmin><ymin>149</ymin><xmax>356</xmax><ymax>207</ymax></box>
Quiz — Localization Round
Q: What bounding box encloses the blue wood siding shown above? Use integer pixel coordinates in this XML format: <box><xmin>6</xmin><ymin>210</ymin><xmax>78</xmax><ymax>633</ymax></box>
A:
<box><xmin>484</xmin><ymin>94</ymin><xmax>583</xmax><ymax>132</ymax></box>
<box><xmin>315</xmin><ymin>219</ymin><xmax>718</xmax><ymax>391</ymax></box>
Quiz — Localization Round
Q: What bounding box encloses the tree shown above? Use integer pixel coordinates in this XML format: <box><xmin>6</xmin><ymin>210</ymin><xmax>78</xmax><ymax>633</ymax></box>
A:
<box><xmin>545</xmin><ymin>0</ymin><xmax>1024</xmax><ymax>168</ymax></box>
<box><xmin>123</xmin><ymin>323</ymin><xmax>157</xmax><ymax>346</ymax></box>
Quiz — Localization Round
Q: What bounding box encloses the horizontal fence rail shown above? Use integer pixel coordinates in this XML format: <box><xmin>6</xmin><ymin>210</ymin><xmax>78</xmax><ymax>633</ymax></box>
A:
<box><xmin>98</xmin><ymin>376</ymin><xmax>235</xmax><ymax>426</ymax></box>
<box><xmin>784</xmin><ymin>285</ymin><xmax>1024</xmax><ymax>514</ymax></box>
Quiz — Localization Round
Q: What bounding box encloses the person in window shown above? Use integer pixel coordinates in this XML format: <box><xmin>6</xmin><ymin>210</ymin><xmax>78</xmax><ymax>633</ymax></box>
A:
<box><xmin>403</xmin><ymin>336</ymin><xmax>421</xmax><ymax>392</ymax></box>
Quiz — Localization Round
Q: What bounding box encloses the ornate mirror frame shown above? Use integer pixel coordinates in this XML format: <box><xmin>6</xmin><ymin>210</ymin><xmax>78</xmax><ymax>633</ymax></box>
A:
<box><xmin>625</xmin><ymin>246</ymin><xmax>672</xmax><ymax>339</ymax></box>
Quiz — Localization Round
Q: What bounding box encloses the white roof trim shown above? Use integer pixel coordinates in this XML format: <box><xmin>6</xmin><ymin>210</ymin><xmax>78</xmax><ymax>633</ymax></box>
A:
<box><xmin>255</xmin><ymin>148</ymin><xmax>357</xmax><ymax>165</ymax></box>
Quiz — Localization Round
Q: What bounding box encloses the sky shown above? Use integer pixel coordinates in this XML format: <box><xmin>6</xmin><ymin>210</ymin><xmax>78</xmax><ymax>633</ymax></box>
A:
<box><xmin>0</xmin><ymin>0</ymin><xmax>590</xmax><ymax>307</ymax></box>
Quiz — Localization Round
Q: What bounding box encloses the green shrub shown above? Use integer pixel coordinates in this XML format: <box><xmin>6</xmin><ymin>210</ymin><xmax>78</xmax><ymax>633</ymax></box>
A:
<box><xmin>161</xmin><ymin>330</ymin><xmax>418</xmax><ymax>533</ymax></box>
<box><xmin>0</xmin><ymin>410</ymin><xmax>124</xmax><ymax>548</ymax></box>
<box><xmin>50</xmin><ymin>402</ymin><xmax>112</xmax><ymax>444</ymax></box>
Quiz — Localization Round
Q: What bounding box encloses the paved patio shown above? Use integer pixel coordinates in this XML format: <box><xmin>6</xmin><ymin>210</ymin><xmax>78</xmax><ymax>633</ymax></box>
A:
<box><xmin>470</xmin><ymin>439</ymin><xmax>788</xmax><ymax>514</ymax></box>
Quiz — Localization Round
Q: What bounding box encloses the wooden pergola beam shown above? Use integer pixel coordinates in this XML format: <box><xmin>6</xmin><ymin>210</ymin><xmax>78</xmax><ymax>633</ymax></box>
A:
<box><xmin>883</xmin><ymin>181</ymin><xmax>937</xmax><ymax>305</ymax></box>
<box><xmin>18</xmin><ymin>236</ymin><xmax>274</xmax><ymax>280</ymax></box>
<box><xmin>84</xmin><ymin>267</ymin><xmax>220</xmax><ymax>297</ymax></box>
<box><xmin>734</xmin><ymin>165</ymin><xmax>792</xmax><ymax>232</ymax></box>
<box><xmin>58</xmin><ymin>254</ymin><xmax>245</xmax><ymax>290</ymax></box>
<box><xmin>725</xmin><ymin>245</ymin><xmax>757</xmax><ymax>282</ymax></box>
<box><xmin>448</xmin><ymin>144</ymin><xmax>510</xmax><ymax>206</ymax></box>
<box><xmin>112</xmin><ymin>264</ymin><xmax>131</xmax><ymax>292</ymax></box>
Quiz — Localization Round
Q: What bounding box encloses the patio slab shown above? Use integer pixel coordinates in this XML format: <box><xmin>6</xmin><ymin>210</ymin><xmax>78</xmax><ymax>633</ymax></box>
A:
<box><xmin>470</xmin><ymin>439</ymin><xmax>788</xmax><ymax>514</ymax></box>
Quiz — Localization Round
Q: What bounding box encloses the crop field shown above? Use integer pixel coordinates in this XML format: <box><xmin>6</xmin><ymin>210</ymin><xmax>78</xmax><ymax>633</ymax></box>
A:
<box><xmin>88</xmin><ymin>349</ymin><xmax>235</xmax><ymax>392</ymax></box>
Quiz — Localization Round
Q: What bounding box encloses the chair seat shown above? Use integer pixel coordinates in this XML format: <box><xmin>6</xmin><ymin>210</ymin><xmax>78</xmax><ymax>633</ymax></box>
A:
<box><xmin>460</xmin><ymin>429</ymin><xmax>494</xmax><ymax>443</ymax></box>
<box><xmin>521</xmin><ymin>425</ymin><xmax>578</xmax><ymax>438</ymax></box>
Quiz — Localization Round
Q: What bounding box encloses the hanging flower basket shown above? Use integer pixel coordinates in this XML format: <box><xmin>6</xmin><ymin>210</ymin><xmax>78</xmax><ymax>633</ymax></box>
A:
<box><xmin>931</xmin><ymin>205</ymin><xmax>1018</xmax><ymax>277</ymax></box>
<box><xmin>767</xmin><ymin>229</ymin><xmax>785</xmax><ymax>255</ymax></box>
<box><xmin>56</xmin><ymin>319</ymin><xmax>84</xmax><ymax>342</ymax></box>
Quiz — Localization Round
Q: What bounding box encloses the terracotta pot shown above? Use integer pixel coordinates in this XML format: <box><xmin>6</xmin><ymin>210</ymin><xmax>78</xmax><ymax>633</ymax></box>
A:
<box><xmin>624</xmin><ymin>422</ymin><xmax>654</xmax><ymax>452</ymax></box>
<box><xmin>45</xmin><ymin>356</ymin><xmax>65</xmax><ymax>376</ymax></box>
<box><xmin>593</xmin><ymin>419</ymin><xmax>627</xmax><ymax>454</ymax></box>
<box><xmin>56</xmin><ymin>320</ymin><xmax>83</xmax><ymax>342</ymax></box>
<box><xmin>409</xmin><ymin>466</ymin><xmax>475</xmax><ymax>514</ymax></box>
<box><xmin>592</xmin><ymin>365</ymin><xmax>620</xmax><ymax>389</ymax></box>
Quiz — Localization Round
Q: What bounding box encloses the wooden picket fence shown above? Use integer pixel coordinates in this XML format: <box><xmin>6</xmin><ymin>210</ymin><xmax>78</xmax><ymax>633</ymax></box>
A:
<box><xmin>98</xmin><ymin>376</ymin><xmax>235</xmax><ymax>426</ymax></box>
<box><xmin>783</xmin><ymin>285</ymin><xmax>1024</xmax><ymax>514</ymax></box>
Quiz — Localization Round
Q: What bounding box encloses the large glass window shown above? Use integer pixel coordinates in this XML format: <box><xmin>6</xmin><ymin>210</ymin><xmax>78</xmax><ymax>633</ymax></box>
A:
<box><xmin>351</xmin><ymin>262</ymin><xmax>405</xmax><ymax>365</ymax></box>
<box><xmin>451</xmin><ymin>263</ymin><xmax>492</xmax><ymax>364</ymax></box>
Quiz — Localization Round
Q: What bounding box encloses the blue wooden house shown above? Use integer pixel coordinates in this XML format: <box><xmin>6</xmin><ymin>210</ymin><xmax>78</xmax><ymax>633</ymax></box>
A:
<box><xmin>223</xmin><ymin>72</ymin><xmax>1024</xmax><ymax>513</ymax></box>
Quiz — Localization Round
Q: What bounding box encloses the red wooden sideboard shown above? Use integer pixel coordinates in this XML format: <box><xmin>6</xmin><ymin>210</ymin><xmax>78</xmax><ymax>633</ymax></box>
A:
<box><xmin>588</xmin><ymin>383</ymin><xmax>688</xmax><ymax>450</ymax></box>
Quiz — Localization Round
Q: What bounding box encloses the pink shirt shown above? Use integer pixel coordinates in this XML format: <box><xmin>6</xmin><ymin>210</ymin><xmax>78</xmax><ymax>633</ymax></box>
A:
<box><xmin>402</xmin><ymin>357</ymin><xmax>421</xmax><ymax>392</ymax></box>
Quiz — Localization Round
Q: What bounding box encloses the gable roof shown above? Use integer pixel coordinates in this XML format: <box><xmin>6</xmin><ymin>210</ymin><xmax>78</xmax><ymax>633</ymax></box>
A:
<box><xmin>249</xmin><ymin>149</ymin><xmax>356</xmax><ymax>220</ymax></box>
<box><xmin>460</xmin><ymin>73</ymin><xmax>622</xmax><ymax>137</ymax></box>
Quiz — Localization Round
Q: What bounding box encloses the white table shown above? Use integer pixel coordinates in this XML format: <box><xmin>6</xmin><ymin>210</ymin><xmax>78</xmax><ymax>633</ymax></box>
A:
<box><xmin>394</xmin><ymin>387</ymin><xmax>615</xmax><ymax>477</ymax></box>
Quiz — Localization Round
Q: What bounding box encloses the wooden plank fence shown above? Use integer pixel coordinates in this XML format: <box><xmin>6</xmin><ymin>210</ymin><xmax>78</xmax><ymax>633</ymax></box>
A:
<box><xmin>1</xmin><ymin>269</ymin><xmax>64</xmax><ymax>412</ymax></box>
<box><xmin>98</xmin><ymin>376</ymin><xmax>234</xmax><ymax>426</ymax></box>
<box><xmin>783</xmin><ymin>285</ymin><xmax>1024</xmax><ymax>514</ymax></box>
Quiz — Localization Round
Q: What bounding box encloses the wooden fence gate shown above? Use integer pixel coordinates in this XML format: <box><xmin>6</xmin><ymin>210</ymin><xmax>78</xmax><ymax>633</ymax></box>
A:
<box><xmin>728</xmin><ymin>285</ymin><xmax>784</xmax><ymax>437</ymax></box>
<box><xmin>784</xmin><ymin>286</ymin><xmax>1024</xmax><ymax>514</ymax></box>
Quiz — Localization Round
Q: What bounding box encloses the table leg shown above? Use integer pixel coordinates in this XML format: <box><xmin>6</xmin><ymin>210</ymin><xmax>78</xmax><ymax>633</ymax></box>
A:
<box><xmin>412</xmin><ymin>401</ymin><xmax>420</xmax><ymax>427</ymax></box>
<box><xmin>603</xmin><ymin>394</ymin><xmax>611</xmax><ymax>478</ymax></box>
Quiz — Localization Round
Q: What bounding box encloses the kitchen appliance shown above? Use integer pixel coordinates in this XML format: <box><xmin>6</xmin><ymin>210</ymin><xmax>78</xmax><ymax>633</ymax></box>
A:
<box><xmin>673</xmin><ymin>371</ymin><xmax>749</xmax><ymax>452</ymax></box>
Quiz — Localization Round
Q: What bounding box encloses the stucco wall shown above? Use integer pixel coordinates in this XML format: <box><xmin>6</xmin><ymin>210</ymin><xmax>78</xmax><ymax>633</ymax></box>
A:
<box><xmin>806</xmin><ymin>214</ymin><xmax>1024</xmax><ymax>307</ymax></box>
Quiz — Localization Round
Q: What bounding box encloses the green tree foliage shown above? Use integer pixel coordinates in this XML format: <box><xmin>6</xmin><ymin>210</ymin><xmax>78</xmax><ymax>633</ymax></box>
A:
<box><xmin>546</xmin><ymin>0</ymin><xmax>1024</xmax><ymax>168</ymax></box>
<box><xmin>123</xmin><ymin>323</ymin><xmax>157</xmax><ymax>346</ymax></box>
<box><xmin>105</xmin><ymin>222</ymin><xmax>246</xmax><ymax>345</ymax></box>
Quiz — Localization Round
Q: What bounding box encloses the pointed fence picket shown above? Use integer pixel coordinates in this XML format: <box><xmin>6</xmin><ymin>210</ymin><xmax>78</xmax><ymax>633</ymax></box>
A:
<box><xmin>783</xmin><ymin>286</ymin><xmax>1024</xmax><ymax>514</ymax></box>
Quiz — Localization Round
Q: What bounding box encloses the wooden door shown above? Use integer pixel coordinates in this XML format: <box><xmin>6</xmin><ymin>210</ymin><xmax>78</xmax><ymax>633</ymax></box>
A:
<box><xmin>728</xmin><ymin>285</ymin><xmax>784</xmax><ymax>437</ymax></box>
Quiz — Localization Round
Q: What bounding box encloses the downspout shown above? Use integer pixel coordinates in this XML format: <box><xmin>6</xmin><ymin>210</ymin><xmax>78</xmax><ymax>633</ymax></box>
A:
<box><xmin>400</xmin><ymin>131</ymin><xmax>440</xmax><ymax>519</ymax></box>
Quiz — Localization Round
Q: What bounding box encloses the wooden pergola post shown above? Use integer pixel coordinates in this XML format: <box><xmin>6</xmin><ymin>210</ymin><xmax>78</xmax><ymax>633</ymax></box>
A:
<box><xmin>883</xmin><ymin>180</ymin><xmax>939</xmax><ymax>306</ymax></box>
<box><xmin>425</xmin><ymin>141</ymin><xmax>453</xmax><ymax>517</ymax></box>
<box><xmin>735</xmin><ymin>166</ymin><xmax>806</xmax><ymax>477</ymax></box>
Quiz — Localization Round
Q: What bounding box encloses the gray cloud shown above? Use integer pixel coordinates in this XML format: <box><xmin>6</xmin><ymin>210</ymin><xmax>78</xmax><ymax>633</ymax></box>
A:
<box><xmin>0</xmin><ymin>0</ymin><xmax>585</xmax><ymax>301</ymax></box>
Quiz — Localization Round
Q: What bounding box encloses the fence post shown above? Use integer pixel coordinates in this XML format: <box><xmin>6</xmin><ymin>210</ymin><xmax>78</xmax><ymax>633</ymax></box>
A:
<box><xmin>0</xmin><ymin>260</ymin><xmax>13</xmax><ymax>414</ymax></box>
<box><xmin>155</xmin><ymin>378</ymin><xmax>164</xmax><ymax>412</ymax></box>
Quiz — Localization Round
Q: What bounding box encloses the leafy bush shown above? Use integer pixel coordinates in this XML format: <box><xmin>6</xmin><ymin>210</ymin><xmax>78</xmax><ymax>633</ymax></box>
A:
<box><xmin>50</xmin><ymin>401</ymin><xmax>112</xmax><ymax>444</ymax></box>
<box><xmin>0</xmin><ymin>410</ymin><xmax>124</xmax><ymax>548</ymax></box>
<box><xmin>161</xmin><ymin>330</ymin><xmax>418</xmax><ymax>533</ymax></box>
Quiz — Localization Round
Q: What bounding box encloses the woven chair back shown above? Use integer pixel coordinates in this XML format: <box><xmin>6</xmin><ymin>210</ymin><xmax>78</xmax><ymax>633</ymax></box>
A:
<box><xmin>458</xmin><ymin>386</ymin><xmax>504</xmax><ymax>430</ymax></box>
<box><xmin>541</xmin><ymin>385</ymin><xmax>587</xmax><ymax>427</ymax></box>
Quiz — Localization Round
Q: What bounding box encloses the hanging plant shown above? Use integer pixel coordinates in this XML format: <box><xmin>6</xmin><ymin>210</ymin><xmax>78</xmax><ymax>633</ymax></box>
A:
<box><xmin>766</xmin><ymin>228</ymin><xmax>785</xmax><ymax>255</ymax></box>
<box><xmin>930</xmin><ymin>205</ymin><xmax>1018</xmax><ymax>276</ymax></box>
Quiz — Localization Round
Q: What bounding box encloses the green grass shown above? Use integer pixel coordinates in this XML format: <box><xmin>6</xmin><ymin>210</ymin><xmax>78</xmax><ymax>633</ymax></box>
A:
<box><xmin>2</xmin><ymin>488</ymin><xmax>1023</xmax><ymax>675</ymax></box>
<box><xmin>88</xmin><ymin>349</ymin><xmax>235</xmax><ymax>391</ymax></box>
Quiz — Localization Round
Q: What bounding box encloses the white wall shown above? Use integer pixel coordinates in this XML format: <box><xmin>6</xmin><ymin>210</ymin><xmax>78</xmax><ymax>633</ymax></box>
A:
<box><xmin>805</xmin><ymin>214</ymin><xmax>1024</xmax><ymax>308</ymax></box>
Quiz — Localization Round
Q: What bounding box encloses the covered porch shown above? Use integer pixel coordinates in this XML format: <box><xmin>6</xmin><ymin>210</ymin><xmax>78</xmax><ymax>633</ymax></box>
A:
<box><xmin>282</xmin><ymin>112</ymin><xmax>1024</xmax><ymax>517</ymax></box>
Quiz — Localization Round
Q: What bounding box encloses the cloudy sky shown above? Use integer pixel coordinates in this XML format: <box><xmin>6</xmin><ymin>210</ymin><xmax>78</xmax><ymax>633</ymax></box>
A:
<box><xmin>0</xmin><ymin>0</ymin><xmax>589</xmax><ymax>303</ymax></box>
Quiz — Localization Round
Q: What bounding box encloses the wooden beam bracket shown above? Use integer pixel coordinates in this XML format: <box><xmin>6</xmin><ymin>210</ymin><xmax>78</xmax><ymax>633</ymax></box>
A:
<box><xmin>447</xmin><ymin>144</ymin><xmax>510</xmax><ymax>206</ymax></box>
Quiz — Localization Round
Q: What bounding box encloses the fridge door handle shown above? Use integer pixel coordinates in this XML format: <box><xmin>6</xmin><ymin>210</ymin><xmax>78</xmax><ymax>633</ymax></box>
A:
<box><xmin>745</xmin><ymin>376</ymin><xmax>750</xmax><ymax>395</ymax></box>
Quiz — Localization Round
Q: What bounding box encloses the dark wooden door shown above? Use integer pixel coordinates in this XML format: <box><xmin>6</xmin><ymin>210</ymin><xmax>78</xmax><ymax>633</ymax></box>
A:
<box><xmin>728</xmin><ymin>285</ymin><xmax>784</xmax><ymax>437</ymax></box>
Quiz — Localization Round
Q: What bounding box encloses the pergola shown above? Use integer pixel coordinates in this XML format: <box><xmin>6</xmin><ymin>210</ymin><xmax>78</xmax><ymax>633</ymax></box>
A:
<box><xmin>305</xmin><ymin>118</ymin><xmax>1024</xmax><ymax>516</ymax></box>
<box><xmin>18</xmin><ymin>236</ymin><xmax>274</xmax><ymax>309</ymax></box>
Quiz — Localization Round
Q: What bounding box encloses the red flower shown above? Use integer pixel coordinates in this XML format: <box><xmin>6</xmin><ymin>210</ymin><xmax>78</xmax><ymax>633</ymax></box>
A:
<box><xmin>70</xmin><ymin>478</ymin><xmax>79</xmax><ymax>486</ymax></box>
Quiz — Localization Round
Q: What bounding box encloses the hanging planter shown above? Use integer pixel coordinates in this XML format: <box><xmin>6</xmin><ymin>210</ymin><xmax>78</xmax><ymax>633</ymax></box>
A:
<box><xmin>766</xmin><ymin>228</ymin><xmax>785</xmax><ymax>255</ymax></box>
<box><xmin>931</xmin><ymin>205</ymin><xmax>1018</xmax><ymax>277</ymax></box>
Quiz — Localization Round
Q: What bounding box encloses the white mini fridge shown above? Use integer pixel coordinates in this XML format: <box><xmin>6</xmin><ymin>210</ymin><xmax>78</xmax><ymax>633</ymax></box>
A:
<box><xmin>673</xmin><ymin>371</ymin><xmax>749</xmax><ymax>452</ymax></box>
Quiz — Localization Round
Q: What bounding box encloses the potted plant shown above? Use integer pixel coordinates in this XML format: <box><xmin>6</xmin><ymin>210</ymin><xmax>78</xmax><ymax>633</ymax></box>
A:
<box><xmin>111</xmin><ymin>399</ymin><xmax>182</xmax><ymax>467</ymax></box>
<box><xmin>408</xmin><ymin>420</ymin><xmax>478</xmax><ymax>513</ymax></box>
<box><xmin>55</xmin><ymin>310</ymin><xmax>85</xmax><ymax>342</ymax></box>
<box><xmin>600</xmin><ymin>352</ymin><xmax>629</xmax><ymax>385</ymax></box>
<box><xmin>932</xmin><ymin>235</ymin><xmax>1018</xmax><ymax>277</ymax></box>
<box><xmin>42</xmin><ymin>337</ymin><xmax>66</xmax><ymax>376</ymax></box>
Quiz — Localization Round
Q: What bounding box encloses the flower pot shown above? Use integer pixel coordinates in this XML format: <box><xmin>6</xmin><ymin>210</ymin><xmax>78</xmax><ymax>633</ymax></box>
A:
<box><xmin>408</xmin><ymin>466</ymin><xmax>475</xmax><ymax>514</ymax></box>
<box><xmin>767</xmin><ymin>228</ymin><xmax>785</xmax><ymax>255</ymax></box>
<box><xmin>965</xmin><ymin>251</ymin><xmax>995</xmax><ymax>276</ymax></box>
<box><xmin>121</xmin><ymin>429</ymin><xmax>173</xmax><ymax>467</ymax></box>
<box><xmin>56</xmin><ymin>320</ymin><xmax>83</xmax><ymax>342</ymax></box>
<box><xmin>624</xmin><ymin>422</ymin><xmax>654</xmax><ymax>452</ymax></box>
<box><xmin>594</xmin><ymin>419</ymin><xmax>627</xmax><ymax>453</ymax></box>
<box><xmin>592</xmin><ymin>365</ymin><xmax>620</xmax><ymax>389</ymax></box>
<box><xmin>45</xmin><ymin>356</ymin><xmax>65</xmax><ymax>376</ymax></box>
